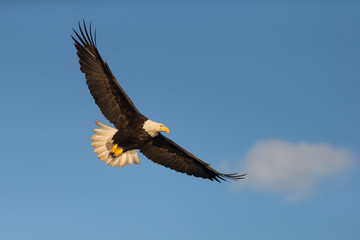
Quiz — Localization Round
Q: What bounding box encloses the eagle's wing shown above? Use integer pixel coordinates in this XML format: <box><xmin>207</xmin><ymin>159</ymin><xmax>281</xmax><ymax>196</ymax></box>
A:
<box><xmin>140</xmin><ymin>134</ymin><xmax>245</xmax><ymax>182</ymax></box>
<box><xmin>72</xmin><ymin>22</ymin><xmax>141</xmax><ymax>128</ymax></box>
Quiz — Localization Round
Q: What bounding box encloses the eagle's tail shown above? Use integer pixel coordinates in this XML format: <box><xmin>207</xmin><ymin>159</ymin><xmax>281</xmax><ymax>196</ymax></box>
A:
<box><xmin>90</xmin><ymin>120</ymin><xmax>140</xmax><ymax>167</ymax></box>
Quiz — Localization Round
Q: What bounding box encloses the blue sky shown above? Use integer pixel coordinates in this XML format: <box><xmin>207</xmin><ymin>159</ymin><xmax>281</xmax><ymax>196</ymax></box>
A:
<box><xmin>0</xmin><ymin>1</ymin><xmax>359</xmax><ymax>239</ymax></box>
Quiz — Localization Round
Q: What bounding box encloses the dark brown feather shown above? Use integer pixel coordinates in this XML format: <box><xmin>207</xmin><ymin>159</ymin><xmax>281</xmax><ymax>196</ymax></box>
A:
<box><xmin>72</xmin><ymin>21</ymin><xmax>142</xmax><ymax>129</ymax></box>
<box><xmin>140</xmin><ymin>134</ymin><xmax>246</xmax><ymax>182</ymax></box>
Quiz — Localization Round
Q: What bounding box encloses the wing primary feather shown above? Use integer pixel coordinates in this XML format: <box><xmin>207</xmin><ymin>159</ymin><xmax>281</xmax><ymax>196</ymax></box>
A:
<box><xmin>94</xmin><ymin>29</ymin><xmax>97</xmax><ymax>45</ymax></box>
<box><xmin>73</xmin><ymin>29</ymin><xmax>87</xmax><ymax>46</ymax></box>
<box><xmin>71</xmin><ymin>35</ymin><xmax>80</xmax><ymax>47</ymax></box>
<box><xmin>83</xmin><ymin>21</ymin><xmax>93</xmax><ymax>46</ymax></box>
<box><xmin>78</xmin><ymin>21</ymin><xmax>89</xmax><ymax>45</ymax></box>
<box><xmin>89</xmin><ymin>22</ymin><xmax>96</xmax><ymax>46</ymax></box>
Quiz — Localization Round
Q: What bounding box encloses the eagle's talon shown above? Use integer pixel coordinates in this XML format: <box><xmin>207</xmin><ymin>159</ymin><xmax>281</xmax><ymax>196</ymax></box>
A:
<box><xmin>113</xmin><ymin>148</ymin><xmax>123</xmax><ymax>157</ymax></box>
<box><xmin>110</xmin><ymin>144</ymin><xmax>118</xmax><ymax>153</ymax></box>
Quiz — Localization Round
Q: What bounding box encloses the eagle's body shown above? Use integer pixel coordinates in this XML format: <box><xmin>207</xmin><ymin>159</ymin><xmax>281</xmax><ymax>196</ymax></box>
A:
<box><xmin>72</xmin><ymin>22</ymin><xmax>245</xmax><ymax>182</ymax></box>
<box><xmin>112</xmin><ymin>115</ymin><xmax>148</xmax><ymax>151</ymax></box>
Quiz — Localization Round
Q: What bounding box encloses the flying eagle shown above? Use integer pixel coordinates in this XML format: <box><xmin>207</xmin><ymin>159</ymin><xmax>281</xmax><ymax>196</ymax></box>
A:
<box><xmin>72</xmin><ymin>22</ymin><xmax>245</xmax><ymax>182</ymax></box>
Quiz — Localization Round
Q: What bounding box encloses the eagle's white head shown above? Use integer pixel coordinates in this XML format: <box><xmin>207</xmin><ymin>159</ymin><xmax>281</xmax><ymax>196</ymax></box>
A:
<box><xmin>143</xmin><ymin>119</ymin><xmax>169</xmax><ymax>137</ymax></box>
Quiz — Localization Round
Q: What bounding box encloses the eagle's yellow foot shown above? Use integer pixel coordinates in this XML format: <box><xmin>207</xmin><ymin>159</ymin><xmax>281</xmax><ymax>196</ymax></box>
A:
<box><xmin>110</xmin><ymin>144</ymin><xmax>124</xmax><ymax>157</ymax></box>
<box><xmin>110</xmin><ymin>144</ymin><xmax>118</xmax><ymax>153</ymax></box>
<box><xmin>113</xmin><ymin>148</ymin><xmax>123</xmax><ymax>157</ymax></box>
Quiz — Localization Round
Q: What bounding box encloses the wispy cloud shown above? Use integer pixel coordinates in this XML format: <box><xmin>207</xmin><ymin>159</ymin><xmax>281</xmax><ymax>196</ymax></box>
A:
<box><xmin>238</xmin><ymin>140</ymin><xmax>354</xmax><ymax>201</ymax></box>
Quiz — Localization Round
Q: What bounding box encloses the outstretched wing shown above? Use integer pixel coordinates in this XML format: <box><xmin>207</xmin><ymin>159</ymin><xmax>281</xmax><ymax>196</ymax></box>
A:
<box><xmin>72</xmin><ymin>21</ymin><xmax>141</xmax><ymax>129</ymax></box>
<box><xmin>140</xmin><ymin>134</ymin><xmax>245</xmax><ymax>182</ymax></box>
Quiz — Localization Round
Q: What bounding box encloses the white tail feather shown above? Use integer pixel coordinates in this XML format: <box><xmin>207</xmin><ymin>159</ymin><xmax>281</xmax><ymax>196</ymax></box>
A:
<box><xmin>111</xmin><ymin>158</ymin><xmax>120</xmax><ymax>167</ymax></box>
<box><xmin>91</xmin><ymin>120</ymin><xmax>140</xmax><ymax>167</ymax></box>
<box><xmin>119</xmin><ymin>154</ymin><xmax>127</xmax><ymax>167</ymax></box>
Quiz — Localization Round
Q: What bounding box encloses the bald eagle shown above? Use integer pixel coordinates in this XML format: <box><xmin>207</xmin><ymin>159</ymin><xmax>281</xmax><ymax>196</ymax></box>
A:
<box><xmin>72</xmin><ymin>22</ymin><xmax>245</xmax><ymax>182</ymax></box>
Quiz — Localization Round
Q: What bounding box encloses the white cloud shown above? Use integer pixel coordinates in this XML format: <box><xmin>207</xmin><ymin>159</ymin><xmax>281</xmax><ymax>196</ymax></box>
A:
<box><xmin>240</xmin><ymin>140</ymin><xmax>354</xmax><ymax>201</ymax></box>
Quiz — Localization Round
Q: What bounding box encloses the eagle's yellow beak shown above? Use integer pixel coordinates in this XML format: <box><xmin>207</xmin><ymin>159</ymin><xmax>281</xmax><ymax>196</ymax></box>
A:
<box><xmin>161</xmin><ymin>126</ymin><xmax>170</xmax><ymax>133</ymax></box>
